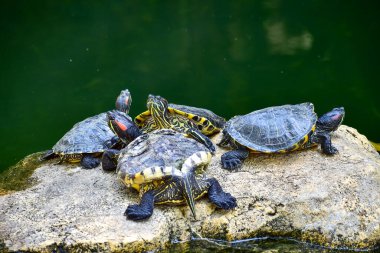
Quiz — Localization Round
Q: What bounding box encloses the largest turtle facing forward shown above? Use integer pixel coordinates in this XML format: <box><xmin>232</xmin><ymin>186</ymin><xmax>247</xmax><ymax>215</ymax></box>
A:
<box><xmin>42</xmin><ymin>89</ymin><xmax>139</xmax><ymax>169</ymax></box>
<box><xmin>102</xmin><ymin>112</ymin><xmax>237</xmax><ymax>220</ymax></box>
<box><xmin>219</xmin><ymin>103</ymin><xmax>345</xmax><ymax>170</ymax></box>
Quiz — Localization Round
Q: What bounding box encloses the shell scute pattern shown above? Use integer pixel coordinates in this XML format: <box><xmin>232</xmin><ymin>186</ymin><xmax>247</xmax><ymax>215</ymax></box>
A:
<box><xmin>117</xmin><ymin>129</ymin><xmax>208</xmax><ymax>179</ymax></box>
<box><xmin>228</xmin><ymin>103</ymin><xmax>317</xmax><ymax>152</ymax></box>
<box><xmin>168</xmin><ymin>103</ymin><xmax>225</xmax><ymax>129</ymax></box>
<box><xmin>53</xmin><ymin>111</ymin><xmax>132</xmax><ymax>154</ymax></box>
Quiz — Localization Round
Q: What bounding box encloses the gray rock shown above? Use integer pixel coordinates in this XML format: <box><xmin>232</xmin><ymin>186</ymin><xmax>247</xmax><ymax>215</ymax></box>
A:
<box><xmin>0</xmin><ymin>125</ymin><xmax>379</xmax><ymax>252</ymax></box>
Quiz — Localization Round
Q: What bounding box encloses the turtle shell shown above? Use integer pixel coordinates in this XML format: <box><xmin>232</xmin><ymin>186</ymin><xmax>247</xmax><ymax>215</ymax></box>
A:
<box><xmin>226</xmin><ymin>103</ymin><xmax>317</xmax><ymax>152</ymax></box>
<box><xmin>168</xmin><ymin>103</ymin><xmax>225</xmax><ymax>130</ymax></box>
<box><xmin>53</xmin><ymin>110</ymin><xmax>132</xmax><ymax>154</ymax></box>
<box><xmin>117</xmin><ymin>129</ymin><xmax>208</xmax><ymax>184</ymax></box>
<box><xmin>135</xmin><ymin>104</ymin><xmax>225</xmax><ymax>135</ymax></box>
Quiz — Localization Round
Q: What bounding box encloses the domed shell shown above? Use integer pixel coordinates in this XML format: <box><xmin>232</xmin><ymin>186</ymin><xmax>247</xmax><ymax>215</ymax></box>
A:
<box><xmin>226</xmin><ymin>103</ymin><xmax>317</xmax><ymax>152</ymax></box>
<box><xmin>53</xmin><ymin>110</ymin><xmax>132</xmax><ymax>154</ymax></box>
<box><xmin>117</xmin><ymin>129</ymin><xmax>208</xmax><ymax>180</ymax></box>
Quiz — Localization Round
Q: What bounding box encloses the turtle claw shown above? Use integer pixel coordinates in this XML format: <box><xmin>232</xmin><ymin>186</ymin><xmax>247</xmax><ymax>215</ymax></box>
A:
<box><xmin>207</xmin><ymin>178</ymin><xmax>237</xmax><ymax>210</ymax></box>
<box><xmin>325</xmin><ymin>146</ymin><xmax>338</xmax><ymax>155</ymax></box>
<box><xmin>125</xmin><ymin>191</ymin><xmax>154</xmax><ymax>221</ymax></box>
<box><xmin>211</xmin><ymin>192</ymin><xmax>237</xmax><ymax>210</ymax></box>
<box><xmin>221</xmin><ymin>149</ymin><xmax>249</xmax><ymax>170</ymax></box>
<box><xmin>124</xmin><ymin>204</ymin><xmax>153</xmax><ymax>221</ymax></box>
<box><xmin>221</xmin><ymin>157</ymin><xmax>242</xmax><ymax>170</ymax></box>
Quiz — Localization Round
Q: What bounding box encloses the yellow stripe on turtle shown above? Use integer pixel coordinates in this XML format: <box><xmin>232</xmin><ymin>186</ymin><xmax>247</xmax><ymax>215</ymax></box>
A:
<box><xmin>290</xmin><ymin>143</ymin><xmax>300</xmax><ymax>151</ymax></box>
<box><xmin>170</xmin><ymin>108</ymin><xmax>217</xmax><ymax>135</ymax></box>
<box><xmin>134</xmin><ymin>110</ymin><xmax>152</xmax><ymax>127</ymax></box>
<box><xmin>62</xmin><ymin>153</ymin><xmax>83</xmax><ymax>163</ymax></box>
<box><xmin>135</xmin><ymin>108</ymin><xmax>219</xmax><ymax>135</ymax></box>
<box><xmin>124</xmin><ymin>166</ymin><xmax>183</xmax><ymax>187</ymax></box>
<box><xmin>181</xmin><ymin>151</ymin><xmax>212</xmax><ymax>174</ymax></box>
<box><xmin>155</xmin><ymin>190</ymin><xmax>209</xmax><ymax>205</ymax></box>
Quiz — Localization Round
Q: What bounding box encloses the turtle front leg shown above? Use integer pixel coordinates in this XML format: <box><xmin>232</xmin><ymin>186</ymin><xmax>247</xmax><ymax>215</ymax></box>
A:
<box><xmin>102</xmin><ymin>149</ymin><xmax>121</xmax><ymax>171</ymax></box>
<box><xmin>317</xmin><ymin>133</ymin><xmax>338</xmax><ymax>155</ymax></box>
<box><xmin>206</xmin><ymin>178</ymin><xmax>237</xmax><ymax>209</ymax></box>
<box><xmin>125</xmin><ymin>190</ymin><xmax>155</xmax><ymax>220</ymax></box>
<box><xmin>81</xmin><ymin>154</ymin><xmax>101</xmax><ymax>169</ymax></box>
<box><xmin>184</xmin><ymin>128</ymin><xmax>216</xmax><ymax>154</ymax></box>
<box><xmin>221</xmin><ymin>148</ymin><xmax>249</xmax><ymax>170</ymax></box>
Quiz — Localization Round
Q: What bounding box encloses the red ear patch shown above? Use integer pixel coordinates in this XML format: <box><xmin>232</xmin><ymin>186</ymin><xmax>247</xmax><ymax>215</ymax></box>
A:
<box><xmin>332</xmin><ymin>114</ymin><xmax>342</xmax><ymax>120</ymax></box>
<box><xmin>115</xmin><ymin>120</ymin><xmax>127</xmax><ymax>131</ymax></box>
<box><xmin>125</xmin><ymin>97</ymin><xmax>129</xmax><ymax>105</ymax></box>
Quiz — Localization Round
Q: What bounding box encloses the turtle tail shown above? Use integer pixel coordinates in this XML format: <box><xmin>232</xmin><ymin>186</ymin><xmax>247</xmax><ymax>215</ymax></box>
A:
<box><xmin>181</xmin><ymin>175</ymin><xmax>196</xmax><ymax>219</ymax></box>
<box><xmin>181</xmin><ymin>151</ymin><xmax>212</xmax><ymax>219</ymax></box>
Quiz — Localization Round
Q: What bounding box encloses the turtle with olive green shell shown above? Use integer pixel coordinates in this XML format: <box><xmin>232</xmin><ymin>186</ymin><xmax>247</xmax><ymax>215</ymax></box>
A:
<box><xmin>135</xmin><ymin>100</ymin><xmax>225</xmax><ymax>136</ymax></box>
<box><xmin>134</xmin><ymin>95</ymin><xmax>218</xmax><ymax>153</ymax></box>
<box><xmin>218</xmin><ymin>103</ymin><xmax>345</xmax><ymax>170</ymax></box>
<box><xmin>102</xmin><ymin>112</ymin><xmax>236</xmax><ymax>221</ymax></box>
<box><xmin>41</xmin><ymin>89</ymin><xmax>139</xmax><ymax>169</ymax></box>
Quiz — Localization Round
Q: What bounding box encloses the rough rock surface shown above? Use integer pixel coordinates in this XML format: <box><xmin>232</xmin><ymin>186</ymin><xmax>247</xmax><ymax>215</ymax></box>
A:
<box><xmin>0</xmin><ymin>125</ymin><xmax>379</xmax><ymax>252</ymax></box>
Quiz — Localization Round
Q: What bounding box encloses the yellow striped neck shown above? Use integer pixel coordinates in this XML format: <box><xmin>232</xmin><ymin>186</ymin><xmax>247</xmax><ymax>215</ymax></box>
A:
<box><xmin>151</xmin><ymin>109</ymin><xmax>171</xmax><ymax>129</ymax></box>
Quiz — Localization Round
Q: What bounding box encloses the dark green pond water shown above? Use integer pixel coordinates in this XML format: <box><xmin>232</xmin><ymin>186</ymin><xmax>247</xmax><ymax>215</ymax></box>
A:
<box><xmin>1</xmin><ymin>1</ymin><xmax>380</xmax><ymax>171</ymax></box>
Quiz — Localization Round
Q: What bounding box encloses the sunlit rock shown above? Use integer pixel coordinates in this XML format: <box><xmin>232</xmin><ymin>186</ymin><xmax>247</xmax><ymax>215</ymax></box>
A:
<box><xmin>0</xmin><ymin>125</ymin><xmax>379</xmax><ymax>252</ymax></box>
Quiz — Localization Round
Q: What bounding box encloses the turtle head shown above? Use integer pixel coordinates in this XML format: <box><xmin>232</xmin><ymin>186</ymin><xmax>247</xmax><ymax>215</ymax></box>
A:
<box><xmin>316</xmin><ymin>107</ymin><xmax>345</xmax><ymax>132</ymax></box>
<box><xmin>107</xmin><ymin>110</ymin><xmax>141</xmax><ymax>144</ymax></box>
<box><xmin>115</xmin><ymin>89</ymin><xmax>132</xmax><ymax>114</ymax></box>
<box><xmin>147</xmin><ymin>94</ymin><xmax>169</xmax><ymax>119</ymax></box>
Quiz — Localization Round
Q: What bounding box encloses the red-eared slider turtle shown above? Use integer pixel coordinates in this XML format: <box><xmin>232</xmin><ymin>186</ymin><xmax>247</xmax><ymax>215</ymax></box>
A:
<box><xmin>102</xmin><ymin>112</ymin><xmax>236</xmax><ymax>220</ymax></box>
<box><xmin>41</xmin><ymin>89</ymin><xmax>141</xmax><ymax>169</ymax></box>
<box><xmin>218</xmin><ymin>103</ymin><xmax>345</xmax><ymax>170</ymax></box>
<box><xmin>134</xmin><ymin>95</ymin><xmax>217</xmax><ymax>153</ymax></box>
<box><xmin>135</xmin><ymin>102</ymin><xmax>225</xmax><ymax>135</ymax></box>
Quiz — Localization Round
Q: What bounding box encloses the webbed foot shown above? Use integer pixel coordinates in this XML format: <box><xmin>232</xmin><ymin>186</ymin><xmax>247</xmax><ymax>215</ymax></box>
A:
<box><xmin>221</xmin><ymin>156</ymin><xmax>243</xmax><ymax>170</ymax></box>
<box><xmin>124</xmin><ymin>204</ymin><xmax>153</xmax><ymax>221</ymax></box>
<box><xmin>324</xmin><ymin>145</ymin><xmax>338</xmax><ymax>155</ymax></box>
<box><xmin>125</xmin><ymin>191</ymin><xmax>154</xmax><ymax>221</ymax></box>
<box><xmin>208</xmin><ymin>178</ymin><xmax>237</xmax><ymax>209</ymax></box>
<box><xmin>221</xmin><ymin>149</ymin><xmax>249</xmax><ymax>170</ymax></box>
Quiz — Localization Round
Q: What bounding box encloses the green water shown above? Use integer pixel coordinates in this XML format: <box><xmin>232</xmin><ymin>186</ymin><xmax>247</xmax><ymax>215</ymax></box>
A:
<box><xmin>167</xmin><ymin>237</ymin><xmax>377</xmax><ymax>252</ymax></box>
<box><xmin>1</xmin><ymin>1</ymin><xmax>379</xmax><ymax>171</ymax></box>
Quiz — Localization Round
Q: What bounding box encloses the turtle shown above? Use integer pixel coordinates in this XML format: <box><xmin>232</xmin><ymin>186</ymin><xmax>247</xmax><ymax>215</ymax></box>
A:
<box><xmin>133</xmin><ymin>95</ymin><xmax>217</xmax><ymax>153</ymax></box>
<box><xmin>218</xmin><ymin>103</ymin><xmax>345</xmax><ymax>170</ymax></box>
<box><xmin>102</xmin><ymin>111</ymin><xmax>237</xmax><ymax>220</ymax></box>
<box><xmin>41</xmin><ymin>89</ymin><xmax>140</xmax><ymax>169</ymax></box>
<box><xmin>135</xmin><ymin>102</ymin><xmax>225</xmax><ymax>136</ymax></box>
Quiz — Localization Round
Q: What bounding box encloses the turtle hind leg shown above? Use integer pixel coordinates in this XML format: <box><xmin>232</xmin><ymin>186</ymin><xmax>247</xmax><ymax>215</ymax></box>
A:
<box><xmin>221</xmin><ymin>149</ymin><xmax>249</xmax><ymax>170</ymax></box>
<box><xmin>125</xmin><ymin>190</ymin><xmax>155</xmax><ymax>220</ymax></box>
<box><xmin>207</xmin><ymin>178</ymin><xmax>237</xmax><ymax>209</ymax></box>
<box><xmin>80</xmin><ymin>154</ymin><xmax>100</xmax><ymax>169</ymax></box>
